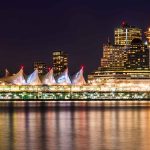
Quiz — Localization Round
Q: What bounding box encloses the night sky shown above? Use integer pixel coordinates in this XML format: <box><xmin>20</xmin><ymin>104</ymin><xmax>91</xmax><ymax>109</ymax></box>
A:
<box><xmin>0</xmin><ymin>0</ymin><xmax>150</xmax><ymax>76</ymax></box>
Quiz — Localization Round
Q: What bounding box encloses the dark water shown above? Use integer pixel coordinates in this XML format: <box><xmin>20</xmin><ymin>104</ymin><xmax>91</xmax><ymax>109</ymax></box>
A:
<box><xmin>0</xmin><ymin>101</ymin><xmax>150</xmax><ymax>150</ymax></box>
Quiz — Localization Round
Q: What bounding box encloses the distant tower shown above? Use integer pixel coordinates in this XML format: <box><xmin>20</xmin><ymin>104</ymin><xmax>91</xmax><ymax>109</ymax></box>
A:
<box><xmin>34</xmin><ymin>61</ymin><xmax>47</xmax><ymax>75</ymax></box>
<box><xmin>145</xmin><ymin>28</ymin><xmax>150</xmax><ymax>68</ymax></box>
<box><xmin>145</xmin><ymin>28</ymin><xmax>150</xmax><ymax>47</ymax></box>
<box><xmin>114</xmin><ymin>21</ymin><xmax>142</xmax><ymax>46</ymax></box>
<box><xmin>52</xmin><ymin>51</ymin><xmax>68</xmax><ymax>76</ymax></box>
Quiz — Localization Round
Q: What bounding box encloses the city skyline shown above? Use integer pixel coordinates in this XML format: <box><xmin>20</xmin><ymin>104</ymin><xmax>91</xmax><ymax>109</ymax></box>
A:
<box><xmin>0</xmin><ymin>22</ymin><xmax>149</xmax><ymax>76</ymax></box>
<box><xmin>0</xmin><ymin>0</ymin><xmax>150</xmax><ymax>75</ymax></box>
<box><xmin>1</xmin><ymin>2</ymin><xmax>150</xmax><ymax>150</ymax></box>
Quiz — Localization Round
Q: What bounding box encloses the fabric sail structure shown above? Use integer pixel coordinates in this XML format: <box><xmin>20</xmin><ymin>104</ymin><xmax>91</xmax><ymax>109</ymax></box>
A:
<box><xmin>0</xmin><ymin>68</ymin><xmax>26</xmax><ymax>85</ymax></box>
<box><xmin>27</xmin><ymin>69</ymin><xmax>42</xmax><ymax>85</ymax></box>
<box><xmin>5</xmin><ymin>69</ymin><xmax>10</xmax><ymax>77</ymax></box>
<box><xmin>42</xmin><ymin>68</ymin><xmax>56</xmax><ymax>85</ymax></box>
<box><xmin>72</xmin><ymin>67</ymin><xmax>86</xmax><ymax>85</ymax></box>
<box><xmin>57</xmin><ymin>68</ymin><xmax>71</xmax><ymax>85</ymax></box>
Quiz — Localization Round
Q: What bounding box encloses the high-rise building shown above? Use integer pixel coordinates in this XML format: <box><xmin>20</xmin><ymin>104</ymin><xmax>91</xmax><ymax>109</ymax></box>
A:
<box><xmin>100</xmin><ymin>43</ymin><xmax>126</xmax><ymax>70</ymax></box>
<box><xmin>145</xmin><ymin>28</ymin><xmax>150</xmax><ymax>48</ymax></box>
<box><xmin>145</xmin><ymin>28</ymin><xmax>150</xmax><ymax>43</ymax></box>
<box><xmin>88</xmin><ymin>23</ymin><xmax>150</xmax><ymax>84</ymax></box>
<box><xmin>34</xmin><ymin>61</ymin><xmax>47</xmax><ymax>75</ymax></box>
<box><xmin>145</xmin><ymin>28</ymin><xmax>150</xmax><ymax>68</ymax></box>
<box><xmin>114</xmin><ymin>22</ymin><xmax>142</xmax><ymax>46</ymax></box>
<box><xmin>52</xmin><ymin>51</ymin><xmax>68</xmax><ymax>76</ymax></box>
<box><xmin>125</xmin><ymin>38</ymin><xmax>149</xmax><ymax>70</ymax></box>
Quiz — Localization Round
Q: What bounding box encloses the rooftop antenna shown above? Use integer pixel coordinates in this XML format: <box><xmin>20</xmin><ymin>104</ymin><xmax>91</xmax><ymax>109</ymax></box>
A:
<box><xmin>125</xmin><ymin>28</ymin><xmax>128</xmax><ymax>46</ymax></box>
<box><xmin>107</xmin><ymin>36</ymin><xmax>110</xmax><ymax>44</ymax></box>
<box><xmin>122</xmin><ymin>20</ymin><xmax>128</xmax><ymax>46</ymax></box>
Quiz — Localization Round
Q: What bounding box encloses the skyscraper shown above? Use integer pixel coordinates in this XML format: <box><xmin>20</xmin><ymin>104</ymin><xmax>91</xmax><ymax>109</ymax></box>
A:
<box><xmin>145</xmin><ymin>28</ymin><xmax>150</xmax><ymax>48</ymax></box>
<box><xmin>101</xmin><ymin>43</ymin><xmax>126</xmax><ymax>70</ymax></box>
<box><xmin>145</xmin><ymin>28</ymin><xmax>150</xmax><ymax>68</ymax></box>
<box><xmin>114</xmin><ymin>22</ymin><xmax>142</xmax><ymax>46</ymax></box>
<box><xmin>34</xmin><ymin>61</ymin><xmax>47</xmax><ymax>75</ymax></box>
<box><xmin>52</xmin><ymin>51</ymin><xmax>68</xmax><ymax>76</ymax></box>
<box><xmin>125</xmin><ymin>39</ymin><xmax>149</xmax><ymax>70</ymax></box>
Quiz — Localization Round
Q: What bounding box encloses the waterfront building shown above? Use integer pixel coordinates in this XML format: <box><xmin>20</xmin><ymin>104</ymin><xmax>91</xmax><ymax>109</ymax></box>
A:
<box><xmin>114</xmin><ymin>22</ymin><xmax>142</xmax><ymax>46</ymax></box>
<box><xmin>0</xmin><ymin>67</ymin><xmax>86</xmax><ymax>86</ymax></box>
<box><xmin>88</xmin><ymin>39</ymin><xmax>149</xmax><ymax>84</ymax></box>
<box><xmin>88</xmin><ymin>23</ymin><xmax>149</xmax><ymax>84</ymax></box>
<box><xmin>52</xmin><ymin>51</ymin><xmax>68</xmax><ymax>76</ymax></box>
<box><xmin>88</xmin><ymin>69</ymin><xmax>150</xmax><ymax>84</ymax></box>
<box><xmin>100</xmin><ymin>43</ymin><xmax>127</xmax><ymax>70</ymax></box>
<box><xmin>34</xmin><ymin>61</ymin><xmax>47</xmax><ymax>75</ymax></box>
<box><xmin>125</xmin><ymin>38</ymin><xmax>149</xmax><ymax>70</ymax></box>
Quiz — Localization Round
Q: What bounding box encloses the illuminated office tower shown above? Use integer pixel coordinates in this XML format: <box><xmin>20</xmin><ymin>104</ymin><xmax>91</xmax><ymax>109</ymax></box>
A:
<box><xmin>114</xmin><ymin>22</ymin><xmax>142</xmax><ymax>46</ymax></box>
<box><xmin>52</xmin><ymin>51</ymin><xmax>68</xmax><ymax>76</ymax></box>
<box><xmin>101</xmin><ymin>43</ymin><xmax>126</xmax><ymax>70</ymax></box>
<box><xmin>145</xmin><ymin>28</ymin><xmax>150</xmax><ymax>68</ymax></box>
<box><xmin>125</xmin><ymin>38</ymin><xmax>149</xmax><ymax>70</ymax></box>
<box><xmin>34</xmin><ymin>61</ymin><xmax>47</xmax><ymax>75</ymax></box>
<box><xmin>145</xmin><ymin>28</ymin><xmax>150</xmax><ymax>48</ymax></box>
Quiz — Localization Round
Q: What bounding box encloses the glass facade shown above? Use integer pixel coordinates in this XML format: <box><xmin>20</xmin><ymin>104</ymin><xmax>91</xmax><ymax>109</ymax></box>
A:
<box><xmin>125</xmin><ymin>39</ymin><xmax>149</xmax><ymax>70</ymax></box>
<box><xmin>114</xmin><ymin>26</ymin><xmax>142</xmax><ymax>46</ymax></box>
<box><xmin>101</xmin><ymin>44</ymin><xmax>127</xmax><ymax>70</ymax></box>
<box><xmin>52</xmin><ymin>51</ymin><xmax>68</xmax><ymax>76</ymax></box>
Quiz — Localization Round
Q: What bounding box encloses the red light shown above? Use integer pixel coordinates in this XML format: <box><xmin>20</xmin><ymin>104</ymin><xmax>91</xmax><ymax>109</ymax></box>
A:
<box><xmin>122</xmin><ymin>21</ymin><xmax>126</xmax><ymax>27</ymax></box>
<box><xmin>48</xmin><ymin>67</ymin><xmax>51</xmax><ymax>71</ymax></box>
<box><xmin>80</xmin><ymin>65</ymin><xmax>84</xmax><ymax>70</ymax></box>
<box><xmin>21</xmin><ymin>65</ymin><xmax>24</xmax><ymax>69</ymax></box>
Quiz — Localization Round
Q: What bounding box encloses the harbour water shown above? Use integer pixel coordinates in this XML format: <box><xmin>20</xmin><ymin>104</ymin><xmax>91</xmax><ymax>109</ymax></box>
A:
<box><xmin>0</xmin><ymin>101</ymin><xmax>150</xmax><ymax>150</ymax></box>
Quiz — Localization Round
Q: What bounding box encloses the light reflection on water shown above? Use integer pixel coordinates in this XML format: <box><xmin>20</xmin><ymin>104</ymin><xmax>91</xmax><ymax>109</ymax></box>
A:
<box><xmin>0</xmin><ymin>101</ymin><xmax>150</xmax><ymax>150</ymax></box>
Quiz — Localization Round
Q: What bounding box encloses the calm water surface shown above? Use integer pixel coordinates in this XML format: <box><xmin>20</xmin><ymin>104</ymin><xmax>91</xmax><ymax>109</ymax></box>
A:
<box><xmin>0</xmin><ymin>101</ymin><xmax>150</xmax><ymax>150</ymax></box>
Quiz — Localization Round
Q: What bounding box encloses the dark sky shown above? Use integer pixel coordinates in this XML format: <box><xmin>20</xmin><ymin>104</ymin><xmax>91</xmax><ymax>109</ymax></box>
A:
<box><xmin>0</xmin><ymin>0</ymin><xmax>150</xmax><ymax>76</ymax></box>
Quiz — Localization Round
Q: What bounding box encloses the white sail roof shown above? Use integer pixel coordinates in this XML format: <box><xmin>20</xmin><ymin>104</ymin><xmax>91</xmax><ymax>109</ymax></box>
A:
<box><xmin>42</xmin><ymin>68</ymin><xmax>56</xmax><ymax>85</ymax></box>
<box><xmin>27</xmin><ymin>69</ymin><xmax>42</xmax><ymax>85</ymax></box>
<box><xmin>5</xmin><ymin>69</ymin><xmax>10</xmax><ymax>77</ymax></box>
<box><xmin>0</xmin><ymin>68</ymin><xmax>26</xmax><ymax>85</ymax></box>
<box><xmin>57</xmin><ymin>68</ymin><xmax>71</xmax><ymax>85</ymax></box>
<box><xmin>72</xmin><ymin>67</ymin><xmax>86</xmax><ymax>85</ymax></box>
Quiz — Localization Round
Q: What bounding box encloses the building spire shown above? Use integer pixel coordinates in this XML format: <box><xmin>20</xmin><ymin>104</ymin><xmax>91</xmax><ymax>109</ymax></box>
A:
<box><xmin>107</xmin><ymin>36</ymin><xmax>111</xmax><ymax>45</ymax></box>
